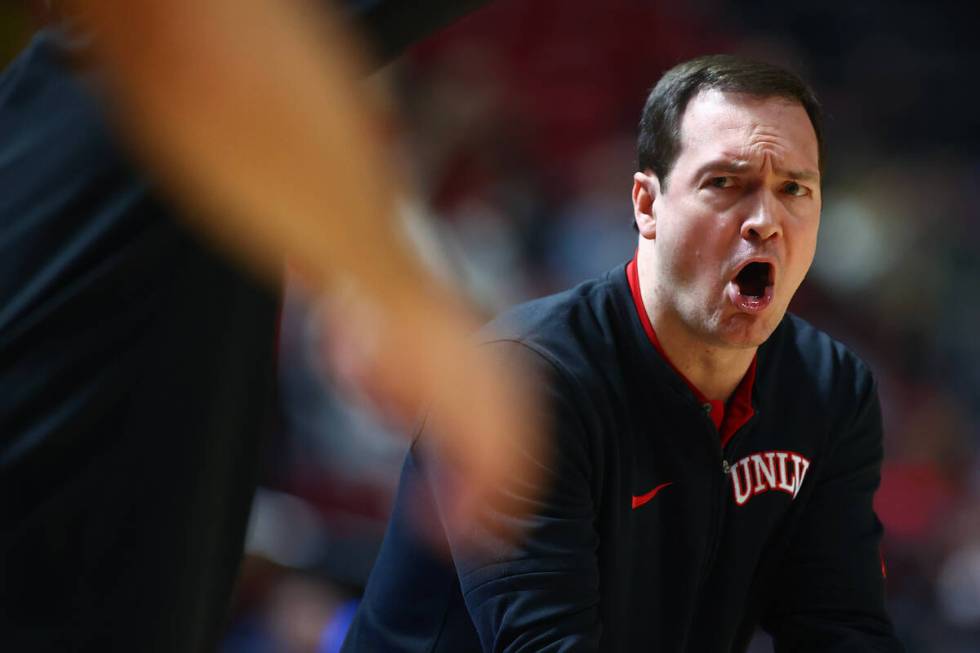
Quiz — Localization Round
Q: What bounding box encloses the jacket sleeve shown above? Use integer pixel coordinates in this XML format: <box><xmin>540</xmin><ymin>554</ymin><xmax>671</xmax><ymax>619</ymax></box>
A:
<box><xmin>761</xmin><ymin>375</ymin><xmax>904</xmax><ymax>652</ymax></box>
<box><xmin>420</xmin><ymin>340</ymin><xmax>602</xmax><ymax>652</ymax></box>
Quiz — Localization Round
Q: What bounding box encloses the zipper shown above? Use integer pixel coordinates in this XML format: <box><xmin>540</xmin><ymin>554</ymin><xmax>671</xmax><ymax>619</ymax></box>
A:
<box><xmin>696</xmin><ymin>462</ymin><xmax>727</xmax><ymax>590</ymax></box>
<box><xmin>696</xmin><ymin>411</ymin><xmax>760</xmax><ymax>591</ymax></box>
<box><xmin>694</xmin><ymin>408</ymin><xmax>725</xmax><ymax>591</ymax></box>
<box><xmin>720</xmin><ymin>411</ymin><xmax>760</xmax><ymax>476</ymax></box>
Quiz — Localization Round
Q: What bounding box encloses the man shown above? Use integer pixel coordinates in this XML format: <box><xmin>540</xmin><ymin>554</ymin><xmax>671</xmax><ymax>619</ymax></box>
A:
<box><xmin>344</xmin><ymin>55</ymin><xmax>904</xmax><ymax>651</ymax></box>
<box><xmin>0</xmin><ymin>1</ymin><xmax>541</xmax><ymax>651</ymax></box>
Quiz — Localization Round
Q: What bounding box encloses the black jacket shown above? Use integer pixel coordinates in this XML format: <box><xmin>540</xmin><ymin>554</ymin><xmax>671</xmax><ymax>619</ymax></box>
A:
<box><xmin>344</xmin><ymin>263</ymin><xmax>903</xmax><ymax>652</ymax></box>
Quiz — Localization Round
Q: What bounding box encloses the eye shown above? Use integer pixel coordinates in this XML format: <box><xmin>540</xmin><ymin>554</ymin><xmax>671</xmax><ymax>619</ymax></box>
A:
<box><xmin>708</xmin><ymin>176</ymin><xmax>736</xmax><ymax>189</ymax></box>
<box><xmin>783</xmin><ymin>181</ymin><xmax>810</xmax><ymax>197</ymax></box>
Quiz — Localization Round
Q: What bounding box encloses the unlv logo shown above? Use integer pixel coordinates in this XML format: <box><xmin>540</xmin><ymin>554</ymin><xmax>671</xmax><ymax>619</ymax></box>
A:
<box><xmin>729</xmin><ymin>451</ymin><xmax>811</xmax><ymax>507</ymax></box>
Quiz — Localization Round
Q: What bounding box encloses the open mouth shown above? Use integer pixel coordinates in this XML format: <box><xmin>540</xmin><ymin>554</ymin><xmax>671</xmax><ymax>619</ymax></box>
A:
<box><xmin>734</xmin><ymin>262</ymin><xmax>773</xmax><ymax>299</ymax></box>
<box><xmin>728</xmin><ymin>261</ymin><xmax>775</xmax><ymax>313</ymax></box>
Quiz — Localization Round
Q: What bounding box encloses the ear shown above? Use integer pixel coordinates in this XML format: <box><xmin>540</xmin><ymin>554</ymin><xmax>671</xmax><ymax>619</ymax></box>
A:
<box><xmin>632</xmin><ymin>171</ymin><xmax>660</xmax><ymax>239</ymax></box>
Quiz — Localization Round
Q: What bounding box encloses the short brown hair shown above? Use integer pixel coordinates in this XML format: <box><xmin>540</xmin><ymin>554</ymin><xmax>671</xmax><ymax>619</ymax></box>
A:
<box><xmin>637</xmin><ymin>54</ymin><xmax>823</xmax><ymax>188</ymax></box>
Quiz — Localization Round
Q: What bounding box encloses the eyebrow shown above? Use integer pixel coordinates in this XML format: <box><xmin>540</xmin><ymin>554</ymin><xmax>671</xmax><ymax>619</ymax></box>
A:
<box><xmin>693</xmin><ymin>159</ymin><xmax>820</xmax><ymax>183</ymax></box>
<box><xmin>785</xmin><ymin>168</ymin><xmax>820</xmax><ymax>182</ymax></box>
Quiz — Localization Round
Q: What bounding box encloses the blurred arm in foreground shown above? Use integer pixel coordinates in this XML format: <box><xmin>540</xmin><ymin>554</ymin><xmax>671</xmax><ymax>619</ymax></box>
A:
<box><xmin>68</xmin><ymin>0</ymin><xmax>540</xmax><ymax>536</ymax></box>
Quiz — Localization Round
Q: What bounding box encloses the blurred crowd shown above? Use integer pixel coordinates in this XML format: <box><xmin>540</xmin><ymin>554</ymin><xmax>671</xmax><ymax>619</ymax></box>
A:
<box><xmin>231</xmin><ymin>1</ymin><xmax>980</xmax><ymax>651</ymax></box>
<box><xmin>4</xmin><ymin>0</ymin><xmax>977</xmax><ymax>651</ymax></box>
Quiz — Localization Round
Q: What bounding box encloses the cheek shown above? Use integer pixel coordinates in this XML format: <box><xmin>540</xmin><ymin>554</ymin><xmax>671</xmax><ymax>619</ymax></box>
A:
<box><xmin>657</xmin><ymin>202</ymin><xmax>730</xmax><ymax>286</ymax></box>
<box><xmin>666</xmin><ymin>208</ymin><xmax>726</xmax><ymax>254</ymax></box>
<box><xmin>787</xmin><ymin>220</ymin><xmax>820</xmax><ymax>285</ymax></box>
<box><xmin>800</xmin><ymin>219</ymin><xmax>820</xmax><ymax>264</ymax></box>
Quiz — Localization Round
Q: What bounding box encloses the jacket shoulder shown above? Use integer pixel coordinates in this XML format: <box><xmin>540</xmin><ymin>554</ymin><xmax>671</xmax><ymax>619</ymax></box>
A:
<box><xmin>770</xmin><ymin>314</ymin><xmax>878</xmax><ymax>417</ymax></box>
<box><xmin>480</xmin><ymin>272</ymin><xmax>625</xmax><ymax>384</ymax></box>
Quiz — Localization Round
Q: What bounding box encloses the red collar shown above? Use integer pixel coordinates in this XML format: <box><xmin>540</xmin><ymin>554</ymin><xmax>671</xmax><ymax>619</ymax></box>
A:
<box><xmin>626</xmin><ymin>257</ymin><xmax>756</xmax><ymax>447</ymax></box>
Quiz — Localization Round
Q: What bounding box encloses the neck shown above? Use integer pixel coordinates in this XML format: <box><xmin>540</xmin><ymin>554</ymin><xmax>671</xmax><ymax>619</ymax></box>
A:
<box><xmin>652</xmin><ymin>317</ymin><xmax>754</xmax><ymax>401</ymax></box>
<box><xmin>638</xmin><ymin>258</ymin><xmax>755</xmax><ymax>402</ymax></box>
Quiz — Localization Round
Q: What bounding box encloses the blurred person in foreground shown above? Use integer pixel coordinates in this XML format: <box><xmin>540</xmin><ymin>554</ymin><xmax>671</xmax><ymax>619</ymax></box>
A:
<box><xmin>0</xmin><ymin>0</ymin><xmax>542</xmax><ymax>651</ymax></box>
<box><xmin>344</xmin><ymin>55</ymin><xmax>904</xmax><ymax>652</ymax></box>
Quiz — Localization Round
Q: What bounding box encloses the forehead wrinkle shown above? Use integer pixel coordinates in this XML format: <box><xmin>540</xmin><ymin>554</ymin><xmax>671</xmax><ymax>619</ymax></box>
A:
<box><xmin>676</xmin><ymin>92</ymin><xmax>820</xmax><ymax>181</ymax></box>
<box><xmin>746</xmin><ymin>134</ymin><xmax>792</xmax><ymax>161</ymax></box>
<box><xmin>754</xmin><ymin>148</ymin><xmax>820</xmax><ymax>182</ymax></box>
<box><xmin>738</xmin><ymin>138</ymin><xmax>818</xmax><ymax>180</ymax></box>
<box><xmin>693</xmin><ymin>150</ymin><xmax>819</xmax><ymax>185</ymax></box>
<box><xmin>747</xmin><ymin>123</ymin><xmax>818</xmax><ymax>166</ymax></box>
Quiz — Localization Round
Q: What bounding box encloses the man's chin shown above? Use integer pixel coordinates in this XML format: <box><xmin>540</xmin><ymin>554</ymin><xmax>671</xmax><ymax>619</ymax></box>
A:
<box><xmin>716</xmin><ymin>311</ymin><xmax>783</xmax><ymax>349</ymax></box>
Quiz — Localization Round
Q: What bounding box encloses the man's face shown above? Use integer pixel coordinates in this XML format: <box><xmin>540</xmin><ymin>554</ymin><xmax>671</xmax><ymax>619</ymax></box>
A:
<box><xmin>635</xmin><ymin>89</ymin><xmax>821</xmax><ymax>349</ymax></box>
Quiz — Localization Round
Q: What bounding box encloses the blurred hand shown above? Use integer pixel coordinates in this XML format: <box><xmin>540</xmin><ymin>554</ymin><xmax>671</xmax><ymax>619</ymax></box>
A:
<box><xmin>325</xmin><ymin>282</ymin><xmax>543</xmax><ymax>547</ymax></box>
<box><xmin>72</xmin><ymin>0</ymin><xmax>544</xmax><ymax>548</ymax></box>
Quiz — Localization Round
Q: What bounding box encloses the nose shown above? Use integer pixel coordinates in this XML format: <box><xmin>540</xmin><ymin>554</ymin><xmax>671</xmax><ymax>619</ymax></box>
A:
<box><xmin>740</xmin><ymin>193</ymin><xmax>782</xmax><ymax>242</ymax></box>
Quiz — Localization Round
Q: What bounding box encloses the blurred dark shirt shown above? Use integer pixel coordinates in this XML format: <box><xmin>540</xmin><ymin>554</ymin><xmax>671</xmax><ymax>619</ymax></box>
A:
<box><xmin>0</xmin><ymin>29</ymin><xmax>278</xmax><ymax>652</ymax></box>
